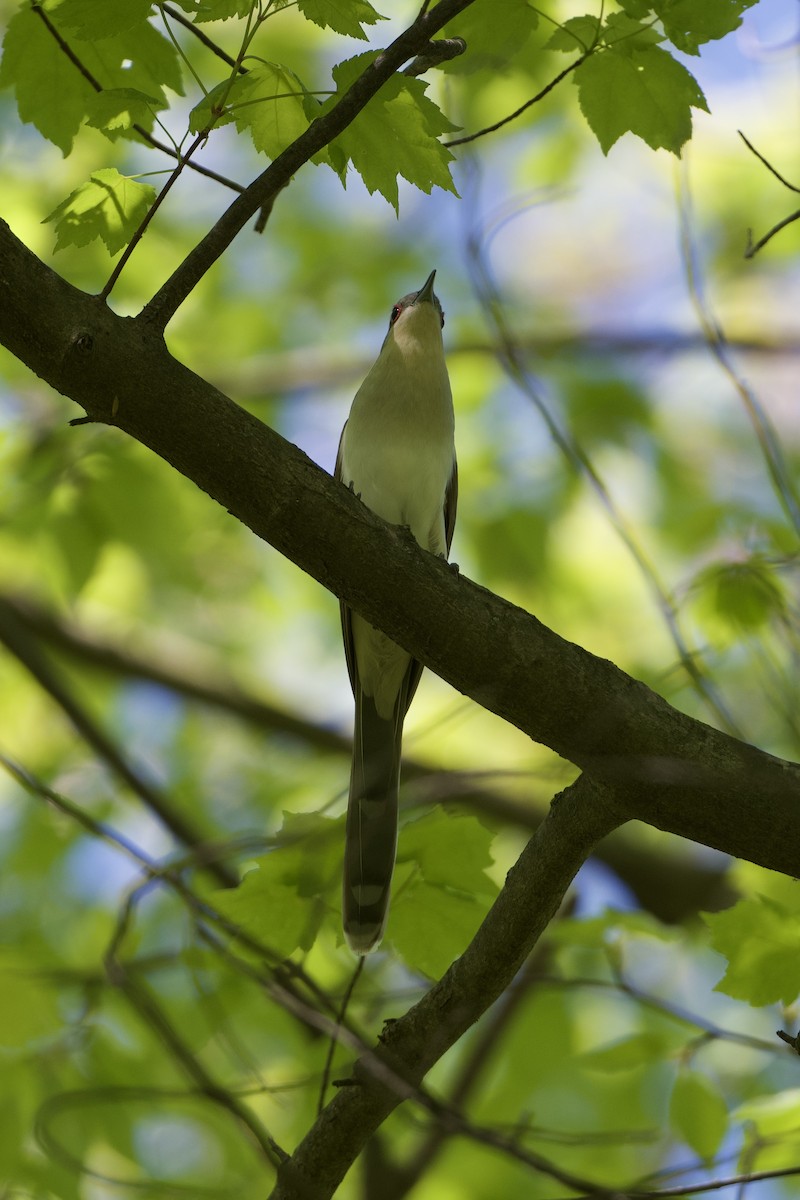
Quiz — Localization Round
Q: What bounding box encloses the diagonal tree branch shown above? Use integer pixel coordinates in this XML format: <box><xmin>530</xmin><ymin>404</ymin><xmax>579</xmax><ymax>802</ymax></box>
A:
<box><xmin>270</xmin><ymin>775</ymin><xmax>622</xmax><ymax>1198</ymax></box>
<box><xmin>1</xmin><ymin>216</ymin><xmax>799</xmax><ymax>883</ymax></box>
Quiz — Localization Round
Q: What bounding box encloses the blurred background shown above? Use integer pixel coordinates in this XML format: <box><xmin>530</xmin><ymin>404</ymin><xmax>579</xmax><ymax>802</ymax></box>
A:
<box><xmin>1</xmin><ymin>0</ymin><xmax>799</xmax><ymax>1196</ymax></box>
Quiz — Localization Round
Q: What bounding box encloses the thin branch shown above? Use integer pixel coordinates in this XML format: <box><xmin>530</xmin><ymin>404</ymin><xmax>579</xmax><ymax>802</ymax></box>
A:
<box><xmin>676</xmin><ymin>164</ymin><xmax>800</xmax><ymax>536</ymax></box>
<box><xmin>626</xmin><ymin>1163</ymin><xmax>800</xmax><ymax>1199</ymax></box>
<box><xmin>105</xmin><ymin>879</ymin><xmax>288</xmax><ymax>1172</ymax></box>
<box><xmin>463</xmin><ymin>175</ymin><xmax>743</xmax><ymax>737</ymax></box>
<box><xmin>317</xmin><ymin>959</ymin><xmax>365</xmax><ymax>1115</ymax></box>
<box><xmin>745</xmin><ymin>207</ymin><xmax>800</xmax><ymax>258</ymax></box>
<box><xmin>0</xmin><ymin>596</ymin><xmax>238</xmax><ymax>889</ymax></box>
<box><xmin>2</xmin><ymin>752</ymin><xmax>341</xmax><ymax>1027</ymax></box>
<box><xmin>738</xmin><ymin>132</ymin><xmax>800</xmax><ymax>257</ymax></box>
<box><xmin>101</xmin><ymin>130</ymin><xmax>209</xmax><ymax>299</ymax></box>
<box><xmin>446</xmin><ymin>52</ymin><xmax>588</xmax><ymax>146</ymax></box>
<box><xmin>31</xmin><ymin>3</ymin><xmax>244</xmax><ymax>195</ymax></box>
<box><xmin>739</xmin><ymin>130</ymin><xmax>800</xmax><ymax>194</ymax></box>
<box><xmin>162</xmin><ymin>2</ymin><xmax>247</xmax><ymax>72</ymax></box>
<box><xmin>140</xmin><ymin>0</ymin><xmax>482</xmax><ymax>331</ymax></box>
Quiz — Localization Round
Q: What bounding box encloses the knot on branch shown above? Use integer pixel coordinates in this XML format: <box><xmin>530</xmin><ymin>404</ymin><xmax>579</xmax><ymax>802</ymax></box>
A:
<box><xmin>403</xmin><ymin>37</ymin><xmax>467</xmax><ymax>78</ymax></box>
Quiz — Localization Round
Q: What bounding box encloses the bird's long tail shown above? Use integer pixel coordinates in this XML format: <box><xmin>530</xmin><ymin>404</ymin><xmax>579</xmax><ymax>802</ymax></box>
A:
<box><xmin>343</xmin><ymin>688</ymin><xmax>404</xmax><ymax>954</ymax></box>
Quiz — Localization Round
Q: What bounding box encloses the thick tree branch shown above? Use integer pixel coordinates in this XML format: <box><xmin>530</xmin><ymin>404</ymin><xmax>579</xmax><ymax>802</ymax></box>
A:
<box><xmin>1</xmin><ymin>217</ymin><xmax>799</xmax><ymax>885</ymax></box>
<box><xmin>140</xmin><ymin>0</ymin><xmax>478</xmax><ymax>330</ymax></box>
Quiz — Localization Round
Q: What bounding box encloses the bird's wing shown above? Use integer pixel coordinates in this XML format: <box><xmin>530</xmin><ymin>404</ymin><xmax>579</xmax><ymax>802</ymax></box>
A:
<box><xmin>403</xmin><ymin>455</ymin><xmax>457</xmax><ymax>715</ymax></box>
<box><xmin>335</xmin><ymin>423</ymin><xmax>359</xmax><ymax>695</ymax></box>
<box><xmin>445</xmin><ymin>455</ymin><xmax>458</xmax><ymax>555</ymax></box>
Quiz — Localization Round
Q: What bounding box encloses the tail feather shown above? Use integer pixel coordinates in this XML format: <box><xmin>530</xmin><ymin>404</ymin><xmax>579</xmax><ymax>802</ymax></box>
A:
<box><xmin>343</xmin><ymin>688</ymin><xmax>403</xmax><ymax>954</ymax></box>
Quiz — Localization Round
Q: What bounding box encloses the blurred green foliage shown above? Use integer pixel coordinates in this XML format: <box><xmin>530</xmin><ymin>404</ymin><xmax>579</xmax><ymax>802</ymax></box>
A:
<box><xmin>1</xmin><ymin>0</ymin><xmax>800</xmax><ymax>1196</ymax></box>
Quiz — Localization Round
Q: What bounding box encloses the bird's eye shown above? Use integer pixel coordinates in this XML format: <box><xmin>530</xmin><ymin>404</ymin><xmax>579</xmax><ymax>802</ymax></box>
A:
<box><xmin>440</xmin><ymin>309</ymin><xmax>445</xmax><ymax>329</ymax></box>
<box><xmin>390</xmin><ymin>304</ymin><xmax>402</xmax><ymax>324</ymax></box>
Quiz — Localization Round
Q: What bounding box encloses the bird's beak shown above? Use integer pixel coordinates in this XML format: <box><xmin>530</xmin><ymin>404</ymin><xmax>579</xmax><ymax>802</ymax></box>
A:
<box><xmin>414</xmin><ymin>269</ymin><xmax>437</xmax><ymax>306</ymax></box>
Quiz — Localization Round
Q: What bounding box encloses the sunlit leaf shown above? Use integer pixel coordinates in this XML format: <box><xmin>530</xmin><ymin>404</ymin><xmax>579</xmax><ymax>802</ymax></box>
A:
<box><xmin>545</xmin><ymin>15</ymin><xmax>600</xmax><ymax>53</ymax></box>
<box><xmin>705</xmin><ymin>892</ymin><xmax>800</xmax><ymax>1006</ymax></box>
<box><xmin>229</xmin><ymin>63</ymin><xmax>311</xmax><ymax>157</ymax></box>
<box><xmin>653</xmin><ymin>0</ymin><xmax>760</xmax><ymax>55</ymax></box>
<box><xmin>297</xmin><ymin>0</ymin><xmax>385</xmax><ymax>40</ymax></box>
<box><xmin>85</xmin><ymin>87</ymin><xmax>164</xmax><ymax>136</ymax></box>
<box><xmin>0</xmin><ymin>6</ymin><xmax>93</xmax><ymax>153</ymax></box>
<box><xmin>325</xmin><ymin>53</ymin><xmax>458</xmax><ymax>209</ymax></box>
<box><xmin>575</xmin><ymin>43</ymin><xmax>708</xmax><ymax>153</ymax></box>
<box><xmin>43</xmin><ymin>168</ymin><xmax>156</xmax><ymax>253</ymax></box>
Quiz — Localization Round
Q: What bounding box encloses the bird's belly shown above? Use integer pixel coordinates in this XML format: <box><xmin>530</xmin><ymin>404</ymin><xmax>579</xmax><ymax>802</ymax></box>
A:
<box><xmin>344</xmin><ymin>437</ymin><xmax>451</xmax><ymax>554</ymax></box>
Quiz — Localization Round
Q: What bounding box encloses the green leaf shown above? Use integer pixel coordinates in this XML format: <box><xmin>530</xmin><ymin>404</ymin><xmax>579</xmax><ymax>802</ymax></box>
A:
<box><xmin>212</xmin><ymin>814</ymin><xmax>342</xmax><ymax>956</ymax></box>
<box><xmin>388</xmin><ymin>873</ymin><xmax>491</xmax><ymax>980</ymax></box>
<box><xmin>50</xmin><ymin>0</ymin><xmax>155</xmax><ymax>40</ymax></box>
<box><xmin>698</xmin><ymin>559</ymin><xmax>786</xmax><ymax>630</ymax></box>
<box><xmin>397</xmin><ymin>809</ymin><xmax>497</xmax><ymax>897</ymax></box>
<box><xmin>603</xmin><ymin>11</ymin><xmax>664</xmax><ymax>51</ymax></box>
<box><xmin>545</xmin><ymin>15</ymin><xmax>600</xmax><ymax>53</ymax></box>
<box><xmin>0</xmin><ymin>7</ymin><xmax>93</xmax><ymax>153</ymax></box>
<box><xmin>581</xmin><ymin>1031</ymin><xmax>668</xmax><ymax>1072</ymax></box>
<box><xmin>385</xmin><ymin>812</ymin><xmax>497</xmax><ymax>978</ymax></box>
<box><xmin>43</xmin><ymin>168</ymin><xmax>156</xmax><ymax>254</ymax></box>
<box><xmin>575</xmin><ymin>44</ymin><xmax>708</xmax><ymax>154</ymax></box>
<box><xmin>229</xmin><ymin>63</ymin><xmax>311</xmax><ymax>157</ymax></box>
<box><xmin>297</xmin><ymin>0</ymin><xmax>385</xmax><ymax>40</ymax></box>
<box><xmin>653</xmin><ymin>0</ymin><xmax>759</xmax><ymax>55</ymax></box>
<box><xmin>0</xmin><ymin>13</ymin><xmax>186</xmax><ymax>152</ymax></box>
<box><xmin>326</xmin><ymin>53</ymin><xmax>458</xmax><ymax>210</ymax></box>
<box><xmin>68</xmin><ymin>21</ymin><xmax>186</xmax><ymax>116</ymax></box>
<box><xmin>188</xmin><ymin>79</ymin><xmax>237</xmax><ymax>133</ymax></box>
<box><xmin>670</xmin><ymin>1070</ymin><xmax>728</xmax><ymax>1160</ymax></box>
<box><xmin>617</xmin><ymin>0</ymin><xmax>655</xmax><ymax>15</ymax></box>
<box><xmin>442</xmin><ymin>0</ymin><xmax>538</xmax><ymax>73</ymax></box>
<box><xmin>705</xmin><ymin>893</ymin><xmax>800</xmax><ymax>1007</ymax></box>
<box><xmin>85</xmin><ymin>87</ymin><xmax>164</xmax><ymax>136</ymax></box>
<box><xmin>196</xmin><ymin>0</ymin><xmax>256</xmax><ymax>21</ymax></box>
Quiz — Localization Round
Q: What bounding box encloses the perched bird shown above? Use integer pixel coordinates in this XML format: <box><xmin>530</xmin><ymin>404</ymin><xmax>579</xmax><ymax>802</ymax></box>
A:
<box><xmin>336</xmin><ymin>270</ymin><xmax>457</xmax><ymax>954</ymax></box>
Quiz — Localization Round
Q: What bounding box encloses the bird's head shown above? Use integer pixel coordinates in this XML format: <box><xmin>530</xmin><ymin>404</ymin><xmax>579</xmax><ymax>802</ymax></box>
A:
<box><xmin>382</xmin><ymin>269</ymin><xmax>445</xmax><ymax>356</ymax></box>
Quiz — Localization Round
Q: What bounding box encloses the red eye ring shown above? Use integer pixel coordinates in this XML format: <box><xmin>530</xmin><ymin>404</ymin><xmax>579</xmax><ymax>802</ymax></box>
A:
<box><xmin>390</xmin><ymin>304</ymin><xmax>402</xmax><ymax>324</ymax></box>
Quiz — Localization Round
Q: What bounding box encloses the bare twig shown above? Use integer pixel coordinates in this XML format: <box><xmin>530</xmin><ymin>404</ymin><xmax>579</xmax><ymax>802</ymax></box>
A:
<box><xmin>462</xmin><ymin>172</ymin><xmax>743</xmax><ymax>737</ymax></box>
<box><xmin>677</xmin><ymin>164</ymin><xmax>800</xmax><ymax>535</ymax></box>
<box><xmin>101</xmin><ymin>130</ymin><xmax>210</xmax><ymax>299</ymax></box>
<box><xmin>739</xmin><ymin>132</ymin><xmax>800</xmax><ymax>257</ymax></box>
<box><xmin>0</xmin><ymin>596</ymin><xmax>238</xmax><ymax>889</ymax></box>
<box><xmin>447</xmin><ymin>52</ymin><xmax>588</xmax><ymax>146</ymax></box>
<box><xmin>161</xmin><ymin>1</ymin><xmax>248</xmax><ymax>73</ymax></box>
<box><xmin>317</xmin><ymin>959</ymin><xmax>365</xmax><ymax>1115</ymax></box>
<box><xmin>105</xmin><ymin>879</ymin><xmax>288</xmax><ymax>1171</ymax></box>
